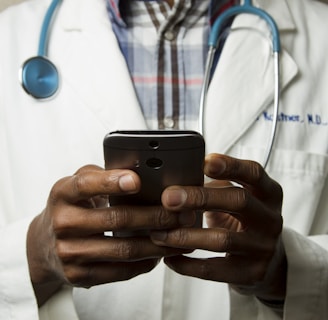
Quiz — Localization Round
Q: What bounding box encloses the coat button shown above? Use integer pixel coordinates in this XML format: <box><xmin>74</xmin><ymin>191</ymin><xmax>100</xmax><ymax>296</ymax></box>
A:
<box><xmin>164</xmin><ymin>30</ymin><xmax>175</xmax><ymax>41</ymax></box>
<box><xmin>164</xmin><ymin>116</ymin><xmax>175</xmax><ymax>128</ymax></box>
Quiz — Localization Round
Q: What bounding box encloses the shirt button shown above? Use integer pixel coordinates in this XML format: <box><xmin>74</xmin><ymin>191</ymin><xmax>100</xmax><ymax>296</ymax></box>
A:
<box><xmin>164</xmin><ymin>30</ymin><xmax>175</xmax><ymax>41</ymax></box>
<box><xmin>164</xmin><ymin>116</ymin><xmax>175</xmax><ymax>129</ymax></box>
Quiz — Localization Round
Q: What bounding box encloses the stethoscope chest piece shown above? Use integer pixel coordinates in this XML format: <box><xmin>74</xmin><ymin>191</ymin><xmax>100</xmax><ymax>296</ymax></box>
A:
<box><xmin>20</xmin><ymin>56</ymin><xmax>59</xmax><ymax>99</ymax></box>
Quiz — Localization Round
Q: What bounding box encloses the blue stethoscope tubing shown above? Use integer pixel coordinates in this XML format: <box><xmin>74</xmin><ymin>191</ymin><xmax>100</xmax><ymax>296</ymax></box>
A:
<box><xmin>199</xmin><ymin>0</ymin><xmax>281</xmax><ymax>168</ymax></box>
<box><xmin>20</xmin><ymin>0</ymin><xmax>62</xmax><ymax>99</ymax></box>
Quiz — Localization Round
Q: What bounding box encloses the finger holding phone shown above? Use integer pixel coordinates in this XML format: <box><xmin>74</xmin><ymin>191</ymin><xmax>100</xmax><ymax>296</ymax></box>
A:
<box><xmin>151</xmin><ymin>153</ymin><xmax>287</xmax><ymax>304</ymax></box>
<box><xmin>26</xmin><ymin>165</ymin><xmax>193</xmax><ymax>307</ymax></box>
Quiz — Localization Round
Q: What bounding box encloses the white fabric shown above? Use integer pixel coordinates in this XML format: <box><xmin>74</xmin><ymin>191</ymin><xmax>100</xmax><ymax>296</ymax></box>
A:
<box><xmin>0</xmin><ymin>0</ymin><xmax>327</xmax><ymax>319</ymax></box>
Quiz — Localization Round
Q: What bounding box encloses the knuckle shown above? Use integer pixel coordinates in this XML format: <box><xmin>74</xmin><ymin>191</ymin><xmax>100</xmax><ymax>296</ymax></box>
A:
<box><xmin>48</xmin><ymin>178</ymin><xmax>67</xmax><ymax>205</ymax></box>
<box><xmin>52</xmin><ymin>210</ymin><xmax>73</xmax><ymax>237</ymax></box>
<box><xmin>75</xmin><ymin>165</ymin><xmax>101</xmax><ymax>175</ymax></box>
<box><xmin>83</xmin><ymin>267</ymin><xmax>97</xmax><ymax>288</ymax></box>
<box><xmin>115</xmin><ymin>241</ymin><xmax>138</xmax><ymax>260</ymax></box>
<box><xmin>249</xmin><ymin>161</ymin><xmax>265</xmax><ymax>184</ymax></box>
<box><xmin>56</xmin><ymin>239</ymin><xmax>88</xmax><ymax>265</ymax></box>
<box><xmin>64</xmin><ymin>264</ymin><xmax>88</xmax><ymax>287</ymax></box>
<box><xmin>72</xmin><ymin>173</ymin><xmax>88</xmax><ymax>196</ymax></box>
<box><xmin>56</xmin><ymin>240</ymin><xmax>74</xmax><ymax>263</ymax></box>
<box><xmin>264</xmin><ymin>211</ymin><xmax>283</xmax><ymax>237</ymax></box>
<box><xmin>233</xmin><ymin>188</ymin><xmax>250</xmax><ymax>212</ymax></box>
<box><xmin>199</xmin><ymin>261</ymin><xmax>214</xmax><ymax>280</ymax></box>
<box><xmin>52</xmin><ymin>214</ymin><xmax>65</xmax><ymax>235</ymax></box>
<box><xmin>155</xmin><ymin>208</ymin><xmax>175</xmax><ymax>228</ymax></box>
<box><xmin>216</xmin><ymin>231</ymin><xmax>232</xmax><ymax>252</ymax></box>
<box><xmin>171</xmin><ymin>229</ymin><xmax>190</xmax><ymax>247</ymax></box>
<box><xmin>106</xmin><ymin>207</ymin><xmax>130</xmax><ymax>230</ymax></box>
<box><xmin>191</xmin><ymin>188</ymin><xmax>209</xmax><ymax>208</ymax></box>
<box><xmin>273</xmin><ymin>181</ymin><xmax>283</xmax><ymax>202</ymax></box>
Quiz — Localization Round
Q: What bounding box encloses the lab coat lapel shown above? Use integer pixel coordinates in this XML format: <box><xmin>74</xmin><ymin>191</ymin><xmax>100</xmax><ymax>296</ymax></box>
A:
<box><xmin>50</xmin><ymin>0</ymin><xmax>147</xmax><ymax>131</ymax></box>
<box><xmin>204</xmin><ymin>0</ymin><xmax>298</xmax><ymax>154</ymax></box>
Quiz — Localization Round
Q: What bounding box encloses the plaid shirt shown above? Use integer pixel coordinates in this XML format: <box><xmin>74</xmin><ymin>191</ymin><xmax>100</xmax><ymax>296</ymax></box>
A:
<box><xmin>106</xmin><ymin>0</ymin><xmax>237</xmax><ymax>130</ymax></box>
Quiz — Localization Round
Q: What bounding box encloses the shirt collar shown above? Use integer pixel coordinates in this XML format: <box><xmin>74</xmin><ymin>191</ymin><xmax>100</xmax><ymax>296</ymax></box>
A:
<box><xmin>106</xmin><ymin>0</ymin><xmax>125</xmax><ymax>26</ymax></box>
<box><xmin>107</xmin><ymin>0</ymin><xmax>158</xmax><ymax>26</ymax></box>
<box><xmin>106</xmin><ymin>0</ymin><xmax>228</xmax><ymax>27</ymax></box>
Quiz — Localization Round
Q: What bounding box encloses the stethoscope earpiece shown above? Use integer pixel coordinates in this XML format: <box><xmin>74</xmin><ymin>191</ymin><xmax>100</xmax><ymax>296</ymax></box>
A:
<box><xmin>20</xmin><ymin>56</ymin><xmax>59</xmax><ymax>99</ymax></box>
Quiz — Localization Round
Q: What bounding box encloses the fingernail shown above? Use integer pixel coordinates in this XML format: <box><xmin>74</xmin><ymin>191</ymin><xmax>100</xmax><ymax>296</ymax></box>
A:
<box><xmin>206</xmin><ymin>156</ymin><xmax>226</xmax><ymax>175</ymax></box>
<box><xmin>151</xmin><ymin>231</ymin><xmax>167</xmax><ymax>242</ymax></box>
<box><xmin>119</xmin><ymin>175</ymin><xmax>137</xmax><ymax>191</ymax></box>
<box><xmin>165</xmin><ymin>189</ymin><xmax>187</xmax><ymax>207</ymax></box>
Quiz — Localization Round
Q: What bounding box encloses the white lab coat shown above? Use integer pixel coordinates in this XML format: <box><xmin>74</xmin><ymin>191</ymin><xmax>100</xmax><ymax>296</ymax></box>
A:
<box><xmin>0</xmin><ymin>0</ymin><xmax>327</xmax><ymax>319</ymax></box>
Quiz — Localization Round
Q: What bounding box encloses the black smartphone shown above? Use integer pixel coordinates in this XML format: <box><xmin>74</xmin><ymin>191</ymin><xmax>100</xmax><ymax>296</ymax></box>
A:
<box><xmin>103</xmin><ymin>130</ymin><xmax>205</xmax><ymax>236</ymax></box>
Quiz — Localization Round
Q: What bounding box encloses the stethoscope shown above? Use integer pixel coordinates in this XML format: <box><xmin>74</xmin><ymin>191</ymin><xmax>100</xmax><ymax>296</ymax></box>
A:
<box><xmin>20</xmin><ymin>0</ymin><xmax>61</xmax><ymax>100</ymax></box>
<box><xmin>199</xmin><ymin>0</ymin><xmax>281</xmax><ymax>168</ymax></box>
<box><xmin>20</xmin><ymin>0</ymin><xmax>280</xmax><ymax>168</ymax></box>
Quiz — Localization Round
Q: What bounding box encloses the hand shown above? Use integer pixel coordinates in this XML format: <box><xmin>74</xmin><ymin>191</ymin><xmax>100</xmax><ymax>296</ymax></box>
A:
<box><xmin>27</xmin><ymin>165</ymin><xmax>194</xmax><ymax>306</ymax></box>
<box><xmin>151</xmin><ymin>154</ymin><xmax>286</xmax><ymax>302</ymax></box>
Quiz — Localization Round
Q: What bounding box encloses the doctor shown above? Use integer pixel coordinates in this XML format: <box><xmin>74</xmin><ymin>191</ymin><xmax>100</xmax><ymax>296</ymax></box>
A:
<box><xmin>0</xmin><ymin>0</ymin><xmax>328</xmax><ymax>319</ymax></box>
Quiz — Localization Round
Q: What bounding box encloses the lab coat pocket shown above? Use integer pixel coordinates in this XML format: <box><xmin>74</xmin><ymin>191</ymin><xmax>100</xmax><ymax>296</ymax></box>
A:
<box><xmin>259</xmin><ymin>148</ymin><xmax>327</xmax><ymax>235</ymax></box>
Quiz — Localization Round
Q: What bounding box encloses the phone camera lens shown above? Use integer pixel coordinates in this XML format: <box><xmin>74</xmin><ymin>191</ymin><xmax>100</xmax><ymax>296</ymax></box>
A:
<box><xmin>149</xmin><ymin>140</ymin><xmax>160</xmax><ymax>149</ymax></box>
<box><xmin>146</xmin><ymin>158</ymin><xmax>163</xmax><ymax>169</ymax></box>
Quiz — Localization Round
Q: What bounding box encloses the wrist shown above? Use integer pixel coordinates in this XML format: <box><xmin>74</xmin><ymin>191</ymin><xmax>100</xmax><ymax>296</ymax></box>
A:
<box><xmin>27</xmin><ymin>214</ymin><xmax>65</xmax><ymax>306</ymax></box>
<box><xmin>32</xmin><ymin>279</ymin><xmax>64</xmax><ymax>307</ymax></box>
<box><xmin>257</xmin><ymin>237</ymin><xmax>288</xmax><ymax>302</ymax></box>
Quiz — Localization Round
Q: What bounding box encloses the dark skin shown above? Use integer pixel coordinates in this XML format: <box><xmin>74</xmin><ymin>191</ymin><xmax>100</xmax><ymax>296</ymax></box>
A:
<box><xmin>22</xmin><ymin>0</ymin><xmax>287</xmax><ymax>312</ymax></box>
<box><xmin>27</xmin><ymin>154</ymin><xmax>286</xmax><ymax>308</ymax></box>
<box><xmin>153</xmin><ymin>154</ymin><xmax>286</xmax><ymax>302</ymax></box>
<box><xmin>27</xmin><ymin>165</ymin><xmax>194</xmax><ymax>306</ymax></box>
